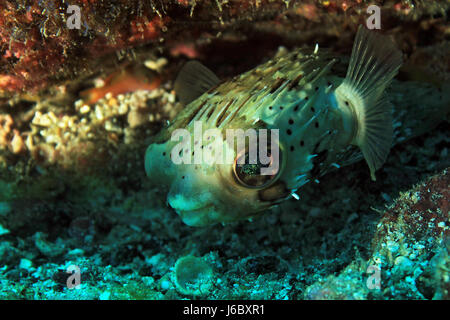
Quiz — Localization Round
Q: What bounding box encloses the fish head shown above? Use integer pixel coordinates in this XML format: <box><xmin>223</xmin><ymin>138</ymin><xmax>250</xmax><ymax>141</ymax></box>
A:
<box><xmin>145</xmin><ymin>120</ymin><xmax>291</xmax><ymax>226</ymax></box>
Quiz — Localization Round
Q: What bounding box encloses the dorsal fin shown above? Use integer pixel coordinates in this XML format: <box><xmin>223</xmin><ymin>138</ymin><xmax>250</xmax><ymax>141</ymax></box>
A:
<box><xmin>174</xmin><ymin>61</ymin><xmax>220</xmax><ymax>105</ymax></box>
<box><xmin>336</xmin><ymin>26</ymin><xmax>402</xmax><ymax>181</ymax></box>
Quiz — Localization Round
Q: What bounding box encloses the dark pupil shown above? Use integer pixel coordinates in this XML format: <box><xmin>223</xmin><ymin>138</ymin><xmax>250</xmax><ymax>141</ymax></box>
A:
<box><xmin>240</xmin><ymin>163</ymin><xmax>260</xmax><ymax>176</ymax></box>
<box><xmin>235</xmin><ymin>152</ymin><xmax>277</xmax><ymax>187</ymax></box>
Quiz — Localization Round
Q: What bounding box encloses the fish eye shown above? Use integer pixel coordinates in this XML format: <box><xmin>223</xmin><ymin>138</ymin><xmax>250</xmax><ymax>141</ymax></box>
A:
<box><xmin>232</xmin><ymin>145</ymin><xmax>282</xmax><ymax>189</ymax></box>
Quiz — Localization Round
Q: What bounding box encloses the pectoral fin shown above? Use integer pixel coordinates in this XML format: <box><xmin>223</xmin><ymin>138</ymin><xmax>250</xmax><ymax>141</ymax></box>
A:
<box><xmin>174</xmin><ymin>61</ymin><xmax>220</xmax><ymax>105</ymax></box>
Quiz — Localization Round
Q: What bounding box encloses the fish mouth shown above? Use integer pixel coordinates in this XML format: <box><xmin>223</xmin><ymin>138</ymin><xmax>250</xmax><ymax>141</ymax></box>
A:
<box><xmin>173</xmin><ymin>205</ymin><xmax>218</xmax><ymax>227</ymax></box>
<box><xmin>167</xmin><ymin>191</ymin><xmax>220</xmax><ymax>226</ymax></box>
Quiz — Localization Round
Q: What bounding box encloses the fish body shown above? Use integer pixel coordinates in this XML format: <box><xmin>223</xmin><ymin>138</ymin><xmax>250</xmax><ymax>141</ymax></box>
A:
<box><xmin>144</xmin><ymin>26</ymin><xmax>444</xmax><ymax>227</ymax></box>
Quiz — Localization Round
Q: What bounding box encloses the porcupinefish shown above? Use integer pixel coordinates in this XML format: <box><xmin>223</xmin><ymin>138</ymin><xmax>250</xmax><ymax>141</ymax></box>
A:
<box><xmin>144</xmin><ymin>26</ymin><xmax>446</xmax><ymax>227</ymax></box>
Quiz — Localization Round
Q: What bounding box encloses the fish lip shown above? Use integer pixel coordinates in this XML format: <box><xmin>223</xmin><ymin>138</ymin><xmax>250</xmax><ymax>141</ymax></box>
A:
<box><xmin>175</xmin><ymin>204</ymin><xmax>217</xmax><ymax>226</ymax></box>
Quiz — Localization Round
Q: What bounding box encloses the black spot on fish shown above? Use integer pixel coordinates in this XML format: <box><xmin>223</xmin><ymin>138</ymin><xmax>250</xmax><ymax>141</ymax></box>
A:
<box><xmin>300</xmin><ymin>140</ymin><xmax>305</xmax><ymax>147</ymax></box>
<box><xmin>311</xmin><ymin>107</ymin><xmax>315</xmax><ymax>112</ymax></box>
<box><xmin>286</xmin><ymin>129</ymin><xmax>292</xmax><ymax>135</ymax></box>
<box><xmin>315</xmin><ymin>122</ymin><xmax>319</xmax><ymax>128</ymax></box>
<box><xmin>290</xmin><ymin>146</ymin><xmax>294</xmax><ymax>152</ymax></box>
<box><xmin>288</xmin><ymin>119</ymin><xmax>294</xmax><ymax>125</ymax></box>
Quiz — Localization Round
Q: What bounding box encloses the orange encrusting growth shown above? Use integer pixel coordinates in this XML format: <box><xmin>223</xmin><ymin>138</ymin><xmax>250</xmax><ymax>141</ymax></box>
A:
<box><xmin>80</xmin><ymin>69</ymin><xmax>161</xmax><ymax>105</ymax></box>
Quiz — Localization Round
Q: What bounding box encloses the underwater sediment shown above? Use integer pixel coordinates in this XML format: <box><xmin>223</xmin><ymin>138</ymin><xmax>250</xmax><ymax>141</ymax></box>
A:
<box><xmin>0</xmin><ymin>0</ymin><xmax>449</xmax><ymax>300</ymax></box>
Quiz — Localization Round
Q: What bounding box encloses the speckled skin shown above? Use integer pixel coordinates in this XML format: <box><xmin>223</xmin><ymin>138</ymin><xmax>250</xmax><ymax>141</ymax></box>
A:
<box><xmin>145</xmin><ymin>48</ymin><xmax>362</xmax><ymax>226</ymax></box>
<box><xmin>145</xmin><ymin>36</ymin><xmax>448</xmax><ymax>227</ymax></box>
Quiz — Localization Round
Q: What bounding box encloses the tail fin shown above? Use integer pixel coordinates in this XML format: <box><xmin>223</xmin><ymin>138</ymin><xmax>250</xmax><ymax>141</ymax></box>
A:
<box><xmin>336</xmin><ymin>25</ymin><xmax>403</xmax><ymax>180</ymax></box>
